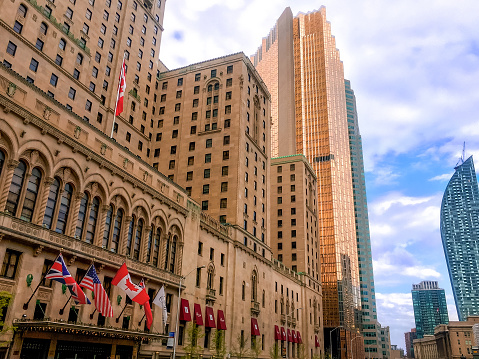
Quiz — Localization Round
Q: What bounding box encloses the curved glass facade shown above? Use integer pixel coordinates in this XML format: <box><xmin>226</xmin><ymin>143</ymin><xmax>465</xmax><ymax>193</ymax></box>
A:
<box><xmin>440</xmin><ymin>156</ymin><xmax>479</xmax><ymax>320</ymax></box>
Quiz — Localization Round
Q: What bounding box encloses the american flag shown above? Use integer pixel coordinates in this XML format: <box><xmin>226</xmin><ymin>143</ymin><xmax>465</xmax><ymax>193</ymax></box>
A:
<box><xmin>79</xmin><ymin>264</ymin><xmax>113</xmax><ymax>317</ymax></box>
<box><xmin>45</xmin><ymin>254</ymin><xmax>90</xmax><ymax>305</ymax></box>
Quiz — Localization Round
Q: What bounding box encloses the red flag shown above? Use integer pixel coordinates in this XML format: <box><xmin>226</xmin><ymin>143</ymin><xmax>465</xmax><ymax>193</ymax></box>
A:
<box><xmin>115</xmin><ymin>58</ymin><xmax>126</xmax><ymax>116</ymax></box>
<box><xmin>112</xmin><ymin>263</ymin><xmax>149</xmax><ymax>305</ymax></box>
<box><xmin>139</xmin><ymin>279</ymin><xmax>153</xmax><ymax>330</ymax></box>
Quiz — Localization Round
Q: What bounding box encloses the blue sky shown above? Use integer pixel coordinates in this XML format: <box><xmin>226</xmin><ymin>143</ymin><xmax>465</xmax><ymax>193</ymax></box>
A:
<box><xmin>159</xmin><ymin>0</ymin><xmax>479</xmax><ymax>349</ymax></box>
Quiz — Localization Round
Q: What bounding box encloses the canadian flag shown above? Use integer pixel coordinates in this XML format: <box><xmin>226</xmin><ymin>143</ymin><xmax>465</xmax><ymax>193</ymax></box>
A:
<box><xmin>115</xmin><ymin>58</ymin><xmax>126</xmax><ymax>116</ymax></box>
<box><xmin>112</xmin><ymin>263</ymin><xmax>149</xmax><ymax>305</ymax></box>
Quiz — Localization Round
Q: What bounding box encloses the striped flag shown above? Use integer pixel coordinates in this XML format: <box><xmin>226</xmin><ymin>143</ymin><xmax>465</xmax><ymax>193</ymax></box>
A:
<box><xmin>45</xmin><ymin>254</ymin><xmax>90</xmax><ymax>305</ymax></box>
<box><xmin>79</xmin><ymin>264</ymin><xmax>113</xmax><ymax>317</ymax></box>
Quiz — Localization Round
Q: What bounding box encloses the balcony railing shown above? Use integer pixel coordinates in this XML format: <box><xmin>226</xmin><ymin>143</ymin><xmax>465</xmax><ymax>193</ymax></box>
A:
<box><xmin>206</xmin><ymin>288</ymin><xmax>216</xmax><ymax>303</ymax></box>
<box><xmin>251</xmin><ymin>301</ymin><xmax>260</xmax><ymax>316</ymax></box>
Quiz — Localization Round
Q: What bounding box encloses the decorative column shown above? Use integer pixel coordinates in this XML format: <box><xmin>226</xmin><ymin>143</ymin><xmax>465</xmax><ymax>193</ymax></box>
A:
<box><xmin>95</xmin><ymin>205</ymin><xmax>110</xmax><ymax>247</ymax></box>
<box><xmin>159</xmin><ymin>233</ymin><xmax>169</xmax><ymax>271</ymax></box>
<box><xmin>120</xmin><ymin>216</ymin><xmax>133</xmax><ymax>256</ymax></box>
<box><xmin>176</xmin><ymin>241</ymin><xmax>184</xmax><ymax>275</ymax></box>
<box><xmin>35</xmin><ymin>177</ymin><xmax>54</xmax><ymax>225</ymax></box>
<box><xmin>141</xmin><ymin>226</ymin><xmax>152</xmax><ymax>263</ymax></box>
<box><xmin>69</xmin><ymin>192</ymin><xmax>84</xmax><ymax>238</ymax></box>
<box><xmin>0</xmin><ymin>160</ymin><xmax>19</xmax><ymax>211</ymax></box>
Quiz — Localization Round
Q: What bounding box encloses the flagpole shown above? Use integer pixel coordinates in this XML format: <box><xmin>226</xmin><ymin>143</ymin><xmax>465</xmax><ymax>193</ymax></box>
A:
<box><xmin>59</xmin><ymin>295</ymin><xmax>73</xmax><ymax>315</ymax></box>
<box><xmin>110</xmin><ymin>52</ymin><xmax>126</xmax><ymax>138</ymax></box>
<box><xmin>116</xmin><ymin>302</ymin><xmax>128</xmax><ymax>323</ymax></box>
<box><xmin>60</xmin><ymin>265</ymin><xmax>91</xmax><ymax>314</ymax></box>
<box><xmin>23</xmin><ymin>256</ymin><xmax>58</xmax><ymax>310</ymax></box>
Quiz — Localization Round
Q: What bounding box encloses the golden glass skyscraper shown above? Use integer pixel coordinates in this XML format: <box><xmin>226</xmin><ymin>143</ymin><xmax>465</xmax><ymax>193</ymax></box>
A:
<box><xmin>253</xmin><ymin>7</ymin><xmax>361</xmax><ymax>359</ymax></box>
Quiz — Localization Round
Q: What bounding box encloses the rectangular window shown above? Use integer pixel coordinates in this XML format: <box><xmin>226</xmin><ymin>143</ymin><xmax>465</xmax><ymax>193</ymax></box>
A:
<box><xmin>35</xmin><ymin>39</ymin><xmax>44</xmax><ymax>51</ymax></box>
<box><xmin>68</xmin><ymin>87</ymin><xmax>76</xmax><ymax>99</ymax></box>
<box><xmin>13</xmin><ymin>21</ymin><xmax>23</xmax><ymax>34</ymax></box>
<box><xmin>6</xmin><ymin>41</ymin><xmax>17</xmax><ymax>56</ymax></box>
<box><xmin>227</xmin><ymin>65</ymin><xmax>233</xmax><ymax>74</ymax></box>
<box><xmin>50</xmin><ymin>73</ymin><xmax>58</xmax><ymax>87</ymax></box>
<box><xmin>1</xmin><ymin>249</ymin><xmax>21</xmax><ymax>279</ymax></box>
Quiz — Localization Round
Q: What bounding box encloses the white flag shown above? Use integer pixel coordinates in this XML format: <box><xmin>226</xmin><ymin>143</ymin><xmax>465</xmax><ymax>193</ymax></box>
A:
<box><xmin>153</xmin><ymin>286</ymin><xmax>168</xmax><ymax>327</ymax></box>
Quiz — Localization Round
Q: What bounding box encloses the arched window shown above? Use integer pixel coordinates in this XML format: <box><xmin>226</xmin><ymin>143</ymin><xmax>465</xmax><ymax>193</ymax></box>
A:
<box><xmin>146</xmin><ymin>226</ymin><xmax>153</xmax><ymax>263</ymax></box>
<box><xmin>75</xmin><ymin>193</ymin><xmax>88</xmax><ymax>239</ymax></box>
<box><xmin>111</xmin><ymin>209</ymin><xmax>123</xmax><ymax>253</ymax></box>
<box><xmin>152</xmin><ymin>227</ymin><xmax>160</xmax><ymax>266</ymax></box>
<box><xmin>102</xmin><ymin>205</ymin><xmax>113</xmax><ymax>248</ymax></box>
<box><xmin>59</xmin><ymin>38</ymin><xmax>66</xmax><ymax>51</ymax></box>
<box><xmin>133</xmin><ymin>218</ymin><xmax>143</xmax><ymax>260</ymax></box>
<box><xmin>0</xmin><ymin>151</ymin><xmax>5</xmax><ymax>176</ymax></box>
<box><xmin>214</xmin><ymin>82</ymin><xmax>219</xmax><ymax>90</ymax></box>
<box><xmin>76</xmin><ymin>53</ymin><xmax>83</xmax><ymax>65</ymax></box>
<box><xmin>241</xmin><ymin>281</ymin><xmax>245</xmax><ymax>301</ymax></box>
<box><xmin>164</xmin><ymin>234</ymin><xmax>170</xmax><ymax>270</ymax></box>
<box><xmin>18</xmin><ymin>4</ymin><xmax>27</xmax><ymax>18</ymax></box>
<box><xmin>55</xmin><ymin>183</ymin><xmax>73</xmax><ymax>234</ymax></box>
<box><xmin>280</xmin><ymin>298</ymin><xmax>284</xmax><ymax>315</ymax></box>
<box><xmin>5</xmin><ymin>161</ymin><xmax>26</xmax><ymax>215</ymax></box>
<box><xmin>168</xmin><ymin>235</ymin><xmax>177</xmax><ymax>273</ymax></box>
<box><xmin>207</xmin><ymin>84</ymin><xmax>212</xmax><ymax>92</ymax></box>
<box><xmin>126</xmin><ymin>216</ymin><xmax>134</xmax><ymax>256</ymax></box>
<box><xmin>20</xmin><ymin>167</ymin><xmax>42</xmax><ymax>222</ymax></box>
<box><xmin>40</xmin><ymin>22</ymin><xmax>48</xmax><ymax>35</ymax></box>
<box><xmin>85</xmin><ymin>196</ymin><xmax>100</xmax><ymax>243</ymax></box>
<box><xmin>43</xmin><ymin>178</ymin><xmax>60</xmax><ymax>229</ymax></box>
<box><xmin>251</xmin><ymin>271</ymin><xmax>258</xmax><ymax>302</ymax></box>
<box><xmin>207</xmin><ymin>266</ymin><xmax>214</xmax><ymax>290</ymax></box>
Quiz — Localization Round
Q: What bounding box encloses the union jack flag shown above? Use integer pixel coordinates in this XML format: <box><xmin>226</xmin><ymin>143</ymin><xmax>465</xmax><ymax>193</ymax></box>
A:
<box><xmin>45</xmin><ymin>254</ymin><xmax>90</xmax><ymax>305</ymax></box>
<box><xmin>79</xmin><ymin>264</ymin><xmax>113</xmax><ymax>317</ymax></box>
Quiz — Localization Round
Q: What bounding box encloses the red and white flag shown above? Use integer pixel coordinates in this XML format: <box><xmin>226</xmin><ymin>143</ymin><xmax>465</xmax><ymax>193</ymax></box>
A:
<box><xmin>112</xmin><ymin>263</ymin><xmax>149</xmax><ymax>305</ymax></box>
<box><xmin>115</xmin><ymin>58</ymin><xmax>126</xmax><ymax>116</ymax></box>
<box><xmin>79</xmin><ymin>264</ymin><xmax>113</xmax><ymax>317</ymax></box>
<box><xmin>139</xmin><ymin>279</ymin><xmax>153</xmax><ymax>330</ymax></box>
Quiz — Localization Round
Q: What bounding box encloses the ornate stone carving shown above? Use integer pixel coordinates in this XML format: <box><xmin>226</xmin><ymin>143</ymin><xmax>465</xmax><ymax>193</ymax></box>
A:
<box><xmin>34</xmin><ymin>245</ymin><xmax>44</xmax><ymax>257</ymax></box>
<box><xmin>74</xmin><ymin>126</ymin><xmax>81</xmax><ymax>139</ymax></box>
<box><xmin>43</xmin><ymin>107</ymin><xmax>52</xmax><ymax>120</ymax></box>
<box><xmin>100</xmin><ymin>143</ymin><xmax>107</xmax><ymax>155</ymax></box>
<box><xmin>68</xmin><ymin>255</ymin><xmax>77</xmax><ymax>266</ymax></box>
<box><xmin>7</xmin><ymin>83</ymin><xmax>16</xmax><ymax>97</ymax></box>
<box><xmin>30</xmin><ymin>150</ymin><xmax>40</xmax><ymax>166</ymax></box>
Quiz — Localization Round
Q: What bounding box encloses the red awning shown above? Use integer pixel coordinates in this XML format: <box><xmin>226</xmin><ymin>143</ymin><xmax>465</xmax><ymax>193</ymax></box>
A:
<box><xmin>292</xmin><ymin>330</ymin><xmax>297</xmax><ymax>343</ymax></box>
<box><xmin>281</xmin><ymin>327</ymin><xmax>286</xmax><ymax>341</ymax></box>
<box><xmin>297</xmin><ymin>331</ymin><xmax>303</xmax><ymax>344</ymax></box>
<box><xmin>315</xmin><ymin>335</ymin><xmax>320</xmax><ymax>347</ymax></box>
<box><xmin>287</xmin><ymin>329</ymin><xmax>293</xmax><ymax>342</ymax></box>
<box><xmin>251</xmin><ymin>318</ymin><xmax>260</xmax><ymax>336</ymax></box>
<box><xmin>217</xmin><ymin>309</ymin><xmax>227</xmax><ymax>330</ymax></box>
<box><xmin>274</xmin><ymin>325</ymin><xmax>281</xmax><ymax>340</ymax></box>
<box><xmin>205</xmin><ymin>306</ymin><xmax>216</xmax><ymax>328</ymax></box>
<box><xmin>194</xmin><ymin>303</ymin><xmax>203</xmax><ymax>326</ymax></box>
<box><xmin>179</xmin><ymin>299</ymin><xmax>191</xmax><ymax>321</ymax></box>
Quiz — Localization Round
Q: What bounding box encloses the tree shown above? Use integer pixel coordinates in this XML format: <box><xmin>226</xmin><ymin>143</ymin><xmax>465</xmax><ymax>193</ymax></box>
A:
<box><xmin>251</xmin><ymin>336</ymin><xmax>262</xmax><ymax>359</ymax></box>
<box><xmin>0</xmin><ymin>292</ymin><xmax>15</xmax><ymax>347</ymax></box>
<box><xmin>211</xmin><ymin>329</ymin><xmax>227</xmax><ymax>359</ymax></box>
<box><xmin>183</xmin><ymin>322</ymin><xmax>204</xmax><ymax>359</ymax></box>
<box><xmin>269</xmin><ymin>342</ymin><xmax>281</xmax><ymax>359</ymax></box>
<box><xmin>229</xmin><ymin>333</ymin><xmax>250</xmax><ymax>359</ymax></box>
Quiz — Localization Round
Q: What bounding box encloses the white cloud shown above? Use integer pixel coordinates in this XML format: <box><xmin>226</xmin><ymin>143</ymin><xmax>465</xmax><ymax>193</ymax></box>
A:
<box><xmin>429</xmin><ymin>173</ymin><xmax>453</xmax><ymax>182</ymax></box>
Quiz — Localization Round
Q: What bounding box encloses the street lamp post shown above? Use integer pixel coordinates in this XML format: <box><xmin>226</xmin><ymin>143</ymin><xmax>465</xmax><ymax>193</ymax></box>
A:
<box><xmin>350</xmin><ymin>335</ymin><xmax>362</xmax><ymax>359</ymax></box>
<box><xmin>172</xmin><ymin>265</ymin><xmax>205</xmax><ymax>359</ymax></box>
<box><xmin>330</xmin><ymin>326</ymin><xmax>342</xmax><ymax>359</ymax></box>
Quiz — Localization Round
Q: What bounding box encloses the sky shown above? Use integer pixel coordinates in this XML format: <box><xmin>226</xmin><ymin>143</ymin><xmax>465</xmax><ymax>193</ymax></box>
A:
<box><xmin>159</xmin><ymin>0</ymin><xmax>479</xmax><ymax>349</ymax></box>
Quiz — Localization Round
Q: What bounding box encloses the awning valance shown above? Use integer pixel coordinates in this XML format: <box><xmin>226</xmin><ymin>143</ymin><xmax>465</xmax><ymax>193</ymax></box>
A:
<box><xmin>217</xmin><ymin>310</ymin><xmax>227</xmax><ymax>330</ymax></box>
<box><xmin>297</xmin><ymin>331</ymin><xmax>302</xmax><ymax>344</ymax></box>
<box><xmin>205</xmin><ymin>306</ymin><xmax>216</xmax><ymax>328</ymax></box>
<box><xmin>251</xmin><ymin>318</ymin><xmax>260</xmax><ymax>336</ymax></box>
<box><xmin>281</xmin><ymin>327</ymin><xmax>286</xmax><ymax>341</ymax></box>
<box><xmin>179</xmin><ymin>298</ymin><xmax>191</xmax><ymax>322</ymax></box>
<box><xmin>274</xmin><ymin>325</ymin><xmax>281</xmax><ymax>340</ymax></box>
<box><xmin>315</xmin><ymin>335</ymin><xmax>320</xmax><ymax>347</ymax></box>
<box><xmin>287</xmin><ymin>329</ymin><xmax>293</xmax><ymax>342</ymax></box>
<box><xmin>193</xmin><ymin>303</ymin><xmax>203</xmax><ymax>326</ymax></box>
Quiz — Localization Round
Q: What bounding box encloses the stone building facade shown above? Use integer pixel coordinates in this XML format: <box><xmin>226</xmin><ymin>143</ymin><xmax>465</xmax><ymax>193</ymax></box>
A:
<box><xmin>0</xmin><ymin>0</ymin><xmax>325</xmax><ymax>358</ymax></box>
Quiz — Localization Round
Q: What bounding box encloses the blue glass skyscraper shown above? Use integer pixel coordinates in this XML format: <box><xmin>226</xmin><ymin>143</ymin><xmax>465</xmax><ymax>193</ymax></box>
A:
<box><xmin>440</xmin><ymin>155</ymin><xmax>479</xmax><ymax>320</ymax></box>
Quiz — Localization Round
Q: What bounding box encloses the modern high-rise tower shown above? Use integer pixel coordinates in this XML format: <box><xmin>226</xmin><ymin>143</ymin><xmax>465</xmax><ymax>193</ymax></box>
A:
<box><xmin>252</xmin><ymin>7</ymin><xmax>363</xmax><ymax>359</ymax></box>
<box><xmin>411</xmin><ymin>281</ymin><xmax>449</xmax><ymax>338</ymax></box>
<box><xmin>440</xmin><ymin>155</ymin><xmax>479</xmax><ymax>321</ymax></box>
